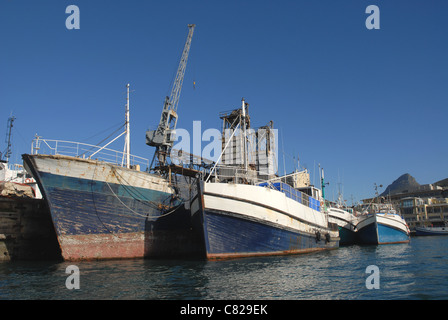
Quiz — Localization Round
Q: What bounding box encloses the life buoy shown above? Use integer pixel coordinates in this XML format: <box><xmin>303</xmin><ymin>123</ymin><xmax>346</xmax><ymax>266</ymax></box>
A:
<box><xmin>25</xmin><ymin>178</ymin><xmax>33</xmax><ymax>183</ymax></box>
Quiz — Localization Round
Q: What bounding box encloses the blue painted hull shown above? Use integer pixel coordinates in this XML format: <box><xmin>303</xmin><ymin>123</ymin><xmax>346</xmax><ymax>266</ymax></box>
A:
<box><xmin>377</xmin><ymin>222</ymin><xmax>410</xmax><ymax>244</ymax></box>
<box><xmin>23</xmin><ymin>154</ymin><xmax>203</xmax><ymax>260</ymax></box>
<box><xmin>356</xmin><ymin>218</ymin><xmax>378</xmax><ymax>245</ymax></box>
<box><xmin>199</xmin><ymin>209</ymin><xmax>338</xmax><ymax>259</ymax></box>
<box><xmin>39</xmin><ymin>172</ymin><xmax>171</xmax><ymax>235</ymax></box>
<box><xmin>194</xmin><ymin>181</ymin><xmax>340</xmax><ymax>260</ymax></box>
<box><xmin>356</xmin><ymin>215</ymin><xmax>410</xmax><ymax>245</ymax></box>
<box><xmin>339</xmin><ymin>227</ymin><xmax>357</xmax><ymax>246</ymax></box>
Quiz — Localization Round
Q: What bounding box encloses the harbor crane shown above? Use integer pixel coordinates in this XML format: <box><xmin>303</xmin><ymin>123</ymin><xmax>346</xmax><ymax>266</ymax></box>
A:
<box><xmin>1</xmin><ymin>115</ymin><xmax>16</xmax><ymax>162</ymax></box>
<box><xmin>146</xmin><ymin>24</ymin><xmax>195</xmax><ymax>169</ymax></box>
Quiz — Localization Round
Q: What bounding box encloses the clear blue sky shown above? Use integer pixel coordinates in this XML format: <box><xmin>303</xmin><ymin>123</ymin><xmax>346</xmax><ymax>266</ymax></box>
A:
<box><xmin>1</xmin><ymin>0</ymin><xmax>447</xmax><ymax>203</ymax></box>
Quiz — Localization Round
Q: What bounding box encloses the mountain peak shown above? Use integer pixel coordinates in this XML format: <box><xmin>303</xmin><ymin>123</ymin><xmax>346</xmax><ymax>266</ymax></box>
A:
<box><xmin>380</xmin><ymin>173</ymin><xmax>420</xmax><ymax>196</ymax></box>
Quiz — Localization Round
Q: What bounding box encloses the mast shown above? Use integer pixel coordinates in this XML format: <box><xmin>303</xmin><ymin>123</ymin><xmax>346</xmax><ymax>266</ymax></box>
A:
<box><xmin>125</xmin><ymin>83</ymin><xmax>131</xmax><ymax>168</ymax></box>
<box><xmin>241</xmin><ymin>98</ymin><xmax>248</xmax><ymax>172</ymax></box>
<box><xmin>321</xmin><ymin>167</ymin><xmax>326</xmax><ymax>200</ymax></box>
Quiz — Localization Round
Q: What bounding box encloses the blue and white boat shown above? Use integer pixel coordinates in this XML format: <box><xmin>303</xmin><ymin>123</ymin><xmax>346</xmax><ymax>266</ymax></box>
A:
<box><xmin>356</xmin><ymin>203</ymin><xmax>410</xmax><ymax>245</ymax></box>
<box><xmin>191</xmin><ymin>99</ymin><xmax>339</xmax><ymax>260</ymax></box>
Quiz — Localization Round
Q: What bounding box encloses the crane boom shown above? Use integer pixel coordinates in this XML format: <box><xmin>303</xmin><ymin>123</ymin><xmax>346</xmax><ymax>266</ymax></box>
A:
<box><xmin>146</xmin><ymin>24</ymin><xmax>195</xmax><ymax>168</ymax></box>
<box><xmin>169</xmin><ymin>24</ymin><xmax>195</xmax><ymax>114</ymax></box>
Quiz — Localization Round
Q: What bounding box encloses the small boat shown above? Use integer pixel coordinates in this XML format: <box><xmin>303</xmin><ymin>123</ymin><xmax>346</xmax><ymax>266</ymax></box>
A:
<box><xmin>191</xmin><ymin>99</ymin><xmax>339</xmax><ymax>260</ymax></box>
<box><xmin>415</xmin><ymin>225</ymin><xmax>448</xmax><ymax>236</ymax></box>
<box><xmin>1</xmin><ymin>115</ymin><xmax>42</xmax><ymax>199</ymax></box>
<box><xmin>327</xmin><ymin>205</ymin><xmax>358</xmax><ymax>245</ymax></box>
<box><xmin>356</xmin><ymin>203</ymin><xmax>410</xmax><ymax>245</ymax></box>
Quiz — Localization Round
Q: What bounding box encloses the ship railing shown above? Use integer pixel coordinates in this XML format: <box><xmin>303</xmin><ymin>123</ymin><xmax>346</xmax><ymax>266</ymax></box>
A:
<box><xmin>31</xmin><ymin>138</ymin><xmax>150</xmax><ymax>171</ymax></box>
<box><xmin>259</xmin><ymin>180</ymin><xmax>320</xmax><ymax>211</ymax></box>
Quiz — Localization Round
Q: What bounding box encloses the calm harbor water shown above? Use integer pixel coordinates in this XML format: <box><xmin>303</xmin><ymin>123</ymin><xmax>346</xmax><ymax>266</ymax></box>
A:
<box><xmin>1</xmin><ymin>236</ymin><xmax>447</xmax><ymax>301</ymax></box>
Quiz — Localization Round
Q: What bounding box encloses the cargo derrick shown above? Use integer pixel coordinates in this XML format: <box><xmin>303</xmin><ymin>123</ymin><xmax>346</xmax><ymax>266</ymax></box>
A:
<box><xmin>146</xmin><ymin>24</ymin><xmax>195</xmax><ymax>172</ymax></box>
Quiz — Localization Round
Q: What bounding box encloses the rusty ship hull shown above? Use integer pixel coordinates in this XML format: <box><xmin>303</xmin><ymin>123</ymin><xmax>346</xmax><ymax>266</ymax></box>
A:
<box><xmin>22</xmin><ymin>154</ymin><xmax>202</xmax><ymax>261</ymax></box>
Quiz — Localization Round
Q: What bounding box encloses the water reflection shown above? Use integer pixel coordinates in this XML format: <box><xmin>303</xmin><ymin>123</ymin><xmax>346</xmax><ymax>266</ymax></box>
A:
<box><xmin>1</xmin><ymin>237</ymin><xmax>448</xmax><ymax>299</ymax></box>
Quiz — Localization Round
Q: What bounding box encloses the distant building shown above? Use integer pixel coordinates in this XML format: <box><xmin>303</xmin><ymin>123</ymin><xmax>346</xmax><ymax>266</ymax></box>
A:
<box><xmin>399</xmin><ymin>197</ymin><xmax>448</xmax><ymax>229</ymax></box>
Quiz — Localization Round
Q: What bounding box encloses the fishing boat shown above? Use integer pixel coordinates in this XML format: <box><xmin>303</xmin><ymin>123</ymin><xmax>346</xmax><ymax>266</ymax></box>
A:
<box><xmin>415</xmin><ymin>224</ymin><xmax>448</xmax><ymax>236</ymax></box>
<box><xmin>327</xmin><ymin>205</ymin><xmax>358</xmax><ymax>245</ymax></box>
<box><xmin>325</xmin><ymin>184</ymin><xmax>359</xmax><ymax>245</ymax></box>
<box><xmin>22</xmin><ymin>86</ymin><xmax>201</xmax><ymax>261</ymax></box>
<box><xmin>355</xmin><ymin>202</ymin><xmax>410</xmax><ymax>245</ymax></box>
<box><xmin>22</xmin><ymin>146</ymin><xmax>204</xmax><ymax>260</ymax></box>
<box><xmin>21</xmin><ymin>25</ymin><xmax>201</xmax><ymax>260</ymax></box>
<box><xmin>191</xmin><ymin>99</ymin><xmax>339</xmax><ymax>260</ymax></box>
<box><xmin>22</xmin><ymin>149</ymin><xmax>184</xmax><ymax>260</ymax></box>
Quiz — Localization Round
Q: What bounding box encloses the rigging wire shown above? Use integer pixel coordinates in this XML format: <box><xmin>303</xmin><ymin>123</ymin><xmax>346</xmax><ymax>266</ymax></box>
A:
<box><xmin>80</xmin><ymin>121</ymin><xmax>124</xmax><ymax>143</ymax></box>
<box><xmin>79</xmin><ymin>124</ymin><xmax>125</xmax><ymax>158</ymax></box>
